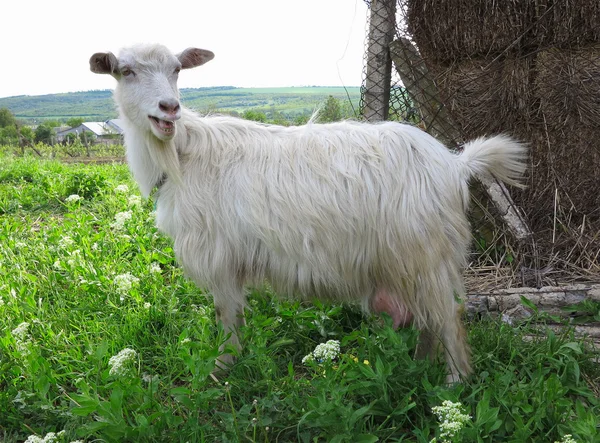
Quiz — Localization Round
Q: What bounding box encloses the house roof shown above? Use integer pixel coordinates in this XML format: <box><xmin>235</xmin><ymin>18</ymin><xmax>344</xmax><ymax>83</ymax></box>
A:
<box><xmin>56</xmin><ymin>120</ymin><xmax>124</xmax><ymax>138</ymax></box>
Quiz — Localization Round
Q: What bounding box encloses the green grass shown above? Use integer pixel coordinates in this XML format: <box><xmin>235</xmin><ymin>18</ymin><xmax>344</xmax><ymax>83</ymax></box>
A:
<box><xmin>0</xmin><ymin>152</ymin><xmax>599</xmax><ymax>443</ymax></box>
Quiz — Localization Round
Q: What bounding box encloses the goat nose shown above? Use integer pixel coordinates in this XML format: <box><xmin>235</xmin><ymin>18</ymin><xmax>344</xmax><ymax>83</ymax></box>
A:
<box><xmin>159</xmin><ymin>99</ymin><xmax>180</xmax><ymax>115</ymax></box>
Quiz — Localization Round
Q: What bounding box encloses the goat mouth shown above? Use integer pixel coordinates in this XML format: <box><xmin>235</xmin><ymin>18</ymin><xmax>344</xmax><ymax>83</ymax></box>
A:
<box><xmin>149</xmin><ymin>116</ymin><xmax>176</xmax><ymax>135</ymax></box>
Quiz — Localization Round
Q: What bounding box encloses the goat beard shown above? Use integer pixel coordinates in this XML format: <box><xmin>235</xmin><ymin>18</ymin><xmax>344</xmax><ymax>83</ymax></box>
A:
<box><xmin>145</xmin><ymin>132</ymin><xmax>182</xmax><ymax>186</ymax></box>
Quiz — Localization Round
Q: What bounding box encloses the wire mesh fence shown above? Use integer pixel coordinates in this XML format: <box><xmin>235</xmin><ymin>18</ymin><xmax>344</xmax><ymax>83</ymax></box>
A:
<box><xmin>360</xmin><ymin>0</ymin><xmax>600</xmax><ymax>279</ymax></box>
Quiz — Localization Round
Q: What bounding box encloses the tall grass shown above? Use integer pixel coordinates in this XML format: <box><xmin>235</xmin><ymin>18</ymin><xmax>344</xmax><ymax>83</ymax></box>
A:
<box><xmin>0</xmin><ymin>153</ymin><xmax>598</xmax><ymax>442</ymax></box>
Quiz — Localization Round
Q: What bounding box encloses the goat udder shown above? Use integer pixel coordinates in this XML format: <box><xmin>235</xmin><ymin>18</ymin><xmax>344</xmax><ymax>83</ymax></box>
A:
<box><xmin>371</xmin><ymin>288</ymin><xmax>413</xmax><ymax>329</ymax></box>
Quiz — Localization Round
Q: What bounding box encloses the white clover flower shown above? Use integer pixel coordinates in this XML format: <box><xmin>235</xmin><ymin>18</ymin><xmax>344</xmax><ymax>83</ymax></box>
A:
<box><xmin>115</xmin><ymin>184</ymin><xmax>129</xmax><ymax>193</ymax></box>
<box><xmin>431</xmin><ymin>400</ymin><xmax>471</xmax><ymax>442</ymax></box>
<box><xmin>302</xmin><ymin>340</ymin><xmax>340</xmax><ymax>364</ymax></box>
<box><xmin>114</xmin><ymin>272</ymin><xmax>140</xmax><ymax>294</ymax></box>
<box><xmin>65</xmin><ymin>194</ymin><xmax>83</xmax><ymax>203</ymax></box>
<box><xmin>108</xmin><ymin>347</ymin><xmax>137</xmax><ymax>376</ymax></box>
<box><xmin>143</xmin><ymin>302</ymin><xmax>151</xmax><ymax>309</ymax></box>
<box><xmin>555</xmin><ymin>435</ymin><xmax>577</xmax><ymax>443</ymax></box>
<box><xmin>128</xmin><ymin>195</ymin><xmax>142</xmax><ymax>207</ymax></box>
<box><xmin>111</xmin><ymin>210</ymin><xmax>133</xmax><ymax>230</ymax></box>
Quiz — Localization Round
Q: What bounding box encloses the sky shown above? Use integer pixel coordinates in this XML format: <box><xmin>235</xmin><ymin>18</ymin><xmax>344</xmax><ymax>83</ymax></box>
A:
<box><xmin>0</xmin><ymin>0</ymin><xmax>369</xmax><ymax>99</ymax></box>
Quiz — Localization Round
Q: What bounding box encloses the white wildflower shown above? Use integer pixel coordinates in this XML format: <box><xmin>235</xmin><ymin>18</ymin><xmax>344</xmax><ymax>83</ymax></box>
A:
<box><xmin>108</xmin><ymin>347</ymin><xmax>137</xmax><ymax>377</ymax></box>
<box><xmin>431</xmin><ymin>400</ymin><xmax>471</xmax><ymax>442</ymax></box>
<box><xmin>555</xmin><ymin>435</ymin><xmax>577</xmax><ymax>443</ymax></box>
<box><xmin>53</xmin><ymin>260</ymin><xmax>62</xmax><ymax>270</ymax></box>
<box><xmin>191</xmin><ymin>304</ymin><xmax>209</xmax><ymax>316</ymax></box>
<box><xmin>128</xmin><ymin>195</ymin><xmax>142</xmax><ymax>207</ymax></box>
<box><xmin>143</xmin><ymin>302</ymin><xmax>151</xmax><ymax>309</ymax></box>
<box><xmin>10</xmin><ymin>288</ymin><xmax>17</xmax><ymax>298</ymax></box>
<box><xmin>302</xmin><ymin>340</ymin><xmax>340</xmax><ymax>364</ymax></box>
<box><xmin>12</xmin><ymin>322</ymin><xmax>30</xmax><ymax>341</ymax></box>
<box><xmin>24</xmin><ymin>430</ymin><xmax>66</xmax><ymax>443</ymax></box>
<box><xmin>65</xmin><ymin>194</ymin><xmax>83</xmax><ymax>203</ymax></box>
<box><xmin>58</xmin><ymin>235</ymin><xmax>74</xmax><ymax>248</ymax></box>
<box><xmin>91</xmin><ymin>242</ymin><xmax>99</xmax><ymax>251</ymax></box>
<box><xmin>111</xmin><ymin>210</ymin><xmax>133</xmax><ymax>230</ymax></box>
<box><xmin>115</xmin><ymin>184</ymin><xmax>129</xmax><ymax>193</ymax></box>
<box><xmin>114</xmin><ymin>272</ymin><xmax>140</xmax><ymax>294</ymax></box>
<box><xmin>66</xmin><ymin>249</ymin><xmax>82</xmax><ymax>267</ymax></box>
<box><xmin>149</xmin><ymin>262</ymin><xmax>161</xmax><ymax>274</ymax></box>
<box><xmin>142</xmin><ymin>373</ymin><xmax>158</xmax><ymax>384</ymax></box>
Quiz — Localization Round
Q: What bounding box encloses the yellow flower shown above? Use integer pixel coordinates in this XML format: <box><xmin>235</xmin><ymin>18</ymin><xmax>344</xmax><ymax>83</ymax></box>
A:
<box><xmin>363</xmin><ymin>360</ymin><xmax>370</xmax><ymax>365</ymax></box>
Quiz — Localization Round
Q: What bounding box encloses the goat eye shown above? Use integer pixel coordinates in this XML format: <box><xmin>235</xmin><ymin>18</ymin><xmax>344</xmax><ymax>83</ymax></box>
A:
<box><xmin>121</xmin><ymin>68</ymin><xmax>134</xmax><ymax>77</ymax></box>
<box><xmin>174</xmin><ymin>67</ymin><xmax>181</xmax><ymax>75</ymax></box>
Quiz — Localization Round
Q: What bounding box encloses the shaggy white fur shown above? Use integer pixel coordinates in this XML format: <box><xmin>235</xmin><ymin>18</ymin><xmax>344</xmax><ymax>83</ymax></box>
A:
<box><xmin>90</xmin><ymin>43</ymin><xmax>528</xmax><ymax>383</ymax></box>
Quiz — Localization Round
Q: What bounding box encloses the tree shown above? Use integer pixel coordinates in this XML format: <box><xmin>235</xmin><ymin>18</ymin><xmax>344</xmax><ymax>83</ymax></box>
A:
<box><xmin>35</xmin><ymin>124</ymin><xmax>55</xmax><ymax>144</ymax></box>
<box><xmin>43</xmin><ymin>119</ymin><xmax>61</xmax><ymax>129</ymax></box>
<box><xmin>19</xmin><ymin>126</ymin><xmax>34</xmax><ymax>146</ymax></box>
<box><xmin>242</xmin><ymin>110</ymin><xmax>267</xmax><ymax>123</ymax></box>
<box><xmin>66</xmin><ymin>117</ymin><xmax>85</xmax><ymax>128</ymax></box>
<box><xmin>0</xmin><ymin>125</ymin><xmax>19</xmax><ymax>145</ymax></box>
<box><xmin>293</xmin><ymin>114</ymin><xmax>310</xmax><ymax>126</ymax></box>
<box><xmin>0</xmin><ymin>107</ymin><xmax>18</xmax><ymax>128</ymax></box>
<box><xmin>318</xmin><ymin>95</ymin><xmax>342</xmax><ymax>123</ymax></box>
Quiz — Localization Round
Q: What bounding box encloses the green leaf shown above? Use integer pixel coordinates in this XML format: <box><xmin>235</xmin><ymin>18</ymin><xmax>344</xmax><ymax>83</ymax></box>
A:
<box><xmin>269</xmin><ymin>338</ymin><xmax>295</xmax><ymax>348</ymax></box>
<box><xmin>354</xmin><ymin>435</ymin><xmax>379</xmax><ymax>443</ymax></box>
<box><xmin>520</xmin><ymin>296</ymin><xmax>538</xmax><ymax>313</ymax></box>
<box><xmin>348</xmin><ymin>402</ymin><xmax>374</xmax><ymax>428</ymax></box>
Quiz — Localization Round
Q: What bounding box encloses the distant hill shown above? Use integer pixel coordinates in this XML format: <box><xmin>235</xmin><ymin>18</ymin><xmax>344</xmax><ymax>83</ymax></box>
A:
<box><xmin>0</xmin><ymin>86</ymin><xmax>361</xmax><ymax>122</ymax></box>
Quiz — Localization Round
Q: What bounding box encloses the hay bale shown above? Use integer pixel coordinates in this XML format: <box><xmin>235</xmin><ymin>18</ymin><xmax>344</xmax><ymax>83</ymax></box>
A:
<box><xmin>522</xmin><ymin>44</ymin><xmax>600</xmax><ymax>219</ymax></box>
<box><xmin>406</xmin><ymin>0</ymin><xmax>600</xmax><ymax>63</ymax></box>
<box><xmin>431</xmin><ymin>55</ymin><xmax>536</xmax><ymax>137</ymax></box>
<box><xmin>399</xmin><ymin>1</ymin><xmax>600</xmax><ymax>272</ymax></box>
<box><xmin>407</xmin><ymin>0</ymin><xmax>533</xmax><ymax>63</ymax></box>
<box><xmin>536</xmin><ymin>44</ymin><xmax>600</xmax><ymax>128</ymax></box>
<box><xmin>536</xmin><ymin>1</ymin><xmax>600</xmax><ymax>47</ymax></box>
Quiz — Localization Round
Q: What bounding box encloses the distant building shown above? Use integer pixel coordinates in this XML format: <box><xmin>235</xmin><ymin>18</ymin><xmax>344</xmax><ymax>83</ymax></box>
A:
<box><xmin>56</xmin><ymin>119</ymin><xmax>124</xmax><ymax>143</ymax></box>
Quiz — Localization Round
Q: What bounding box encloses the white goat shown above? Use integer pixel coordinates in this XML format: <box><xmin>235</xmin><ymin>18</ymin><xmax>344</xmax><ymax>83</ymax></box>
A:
<box><xmin>90</xmin><ymin>44</ymin><xmax>527</xmax><ymax>383</ymax></box>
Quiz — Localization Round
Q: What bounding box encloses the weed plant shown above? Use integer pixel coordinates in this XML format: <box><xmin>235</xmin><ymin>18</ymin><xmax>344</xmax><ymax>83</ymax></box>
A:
<box><xmin>0</xmin><ymin>153</ymin><xmax>598</xmax><ymax>442</ymax></box>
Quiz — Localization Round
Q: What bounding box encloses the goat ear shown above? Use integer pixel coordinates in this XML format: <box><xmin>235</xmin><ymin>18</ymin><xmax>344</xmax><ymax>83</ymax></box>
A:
<box><xmin>89</xmin><ymin>52</ymin><xmax>119</xmax><ymax>76</ymax></box>
<box><xmin>177</xmin><ymin>48</ymin><xmax>215</xmax><ymax>69</ymax></box>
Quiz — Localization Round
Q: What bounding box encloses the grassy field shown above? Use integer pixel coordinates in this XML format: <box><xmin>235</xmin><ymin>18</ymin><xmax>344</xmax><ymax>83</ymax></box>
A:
<box><xmin>0</xmin><ymin>87</ymin><xmax>361</xmax><ymax>122</ymax></box>
<box><xmin>1</xmin><ymin>150</ymin><xmax>599</xmax><ymax>442</ymax></box>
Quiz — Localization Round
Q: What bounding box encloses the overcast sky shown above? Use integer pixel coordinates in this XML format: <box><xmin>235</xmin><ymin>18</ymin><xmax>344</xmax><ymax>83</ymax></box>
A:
<box><xmin>0</xmin><ymin>0</ymin><xmax>369</xmax><ymax>99</ymax></box>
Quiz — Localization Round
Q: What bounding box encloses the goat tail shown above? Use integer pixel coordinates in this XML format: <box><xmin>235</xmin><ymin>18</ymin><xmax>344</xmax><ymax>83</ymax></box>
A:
<box><xmin>457</xmin><ymin>134</ymin><xmax>528</xmax><ymax>188</ymax></box>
